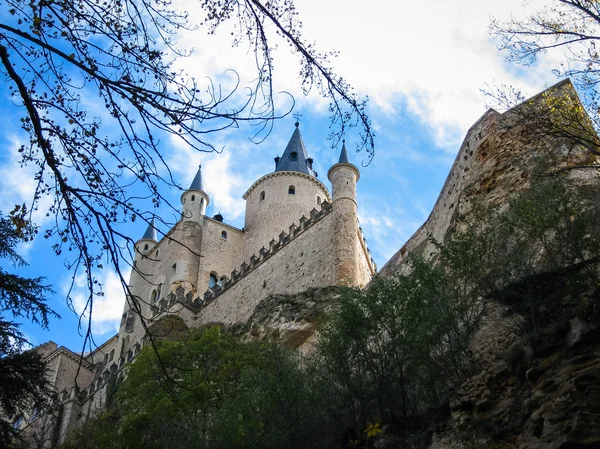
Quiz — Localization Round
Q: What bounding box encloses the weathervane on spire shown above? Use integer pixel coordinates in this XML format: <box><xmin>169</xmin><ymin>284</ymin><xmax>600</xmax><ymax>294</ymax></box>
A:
<box><xmin>293</xmin><ymin>112</ymin><xmax>303</xmax><ymax>127</ymax></box>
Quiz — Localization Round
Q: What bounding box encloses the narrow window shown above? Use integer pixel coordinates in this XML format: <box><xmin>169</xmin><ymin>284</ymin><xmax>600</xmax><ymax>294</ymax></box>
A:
<box><xmin>221</xmin><ymin>230</ymin><xmax>227</xmax><ymax>239</ymax></box>
<box><xmin>208</xmin><ymin>273</ymin><xmax>218</xmax><ymax>289</ymax></box>
<box><xmin>172</xmin><ymin>263</ymin><xmax>177</xmax><ymax>275</ymax></box>
<box><xmin>151</xmin><ymin>290</ymin><xmax>157</xmax><ymax>304</ymax></box>
<box><xmin>288</xmin><ymin>185</ymin><xmax>295</xmax><ymax>195</ymax></box>
<box><xmin>143</xmin><ymin>243</ymin><xmax>148</xmax><ymax>251</ymax></box>
<box><xmin>317</xmin><ymin>196</ymin><xmax>322</xmax><ymax>205</ymax></box>
<box><xmin>260</xmin><ymin>191</ymin><xmax>265</xmax><ymax>201</ymax></box>
<box><xmin>155</xmin><ymin>249</ymin><xmax>159</xmax><ymax>257</ymax></box>
<box><xmin>191</xmin><ymin>194</ymin><xmax>195</xmax><ymax>201</ymax></box>
<box><xmin>200</xmin><ymin>198</ymin><xmax>204</xmax><ymax>205</ymax></box>
<box><xmin>109</xmin><ymin>349</ymin><xmax>115</xmax><ymax>362</ymax></box>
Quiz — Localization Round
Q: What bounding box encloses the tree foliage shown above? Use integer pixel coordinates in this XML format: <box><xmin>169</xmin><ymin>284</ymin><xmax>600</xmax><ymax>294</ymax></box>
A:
<box><xmin>0</xmin><ymin>216</ymin><xmax>56</xmax><ymax>447</ymax></box>
<box><xmin>0</xmin><ymin>0</ymin><xmax>374</xmax><ymax>350</ymax></box>
<box><xmin>489</xmin><ymin>0</ymin><xmax>600</xmax><ymax>157</ymax></box>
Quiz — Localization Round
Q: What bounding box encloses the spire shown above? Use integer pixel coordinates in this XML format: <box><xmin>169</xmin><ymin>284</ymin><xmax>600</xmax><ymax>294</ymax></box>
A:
<box><xmin>338</xmin><ymin>140</ymin><xmax>349</xmax><ymax>164</ymax></box>
<box><xmin>141</xmin><ymin>217</ymin><xmax>157</xmax><ymax>241</ymax></box>
<box><xmin>189</xmin><ymin>165</ymin><xmax>205</xmax><ymax>191</ymax></box>
<box><xmin>274</xmin><ymin>123</ymin><xmax>316</xmax><ymax>176</ymax></box>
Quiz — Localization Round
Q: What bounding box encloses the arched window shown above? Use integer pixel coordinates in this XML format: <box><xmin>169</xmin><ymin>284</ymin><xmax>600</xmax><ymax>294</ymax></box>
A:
<box><xmin>191</xmin><ymin>194</ymin><xmax>195</xmax><ymax>201</ymax></box>
<box><xmin>260</xmin><ymin>191</ymin><xmax>265</xmax><ymax>201</ymax></box>
<box><xmin>288</xmin><ymin>185</ymin><xmax>295</xmax><ymax>195</ymax></box>
<box><xmin>221</xmin><ymin>230</ymin><xmax>227</xmax><ymax>239</ymax></box>
<box><xmin>109</xmin><ymin>349</ymin><xmax>115</xmax><ymax>361</ymax></box>
<box><xmin>151</xmin><ymin>290</ymin><xmax>157</xmax><ymax>304</ymax></box>
<box><xmin>143</xmin><ymin>243</ymin><xmax>148</xmax><ymax>251</ymax></box>
<box><xmin>317</xmin><ymin>195</ymin><xmax>322</xmax><ymax>205</ymax></box>
<box><xmin>290</xmin><ymin>151</ymin><xmax>298</xmax><ymax>161</ymax></box>
<box><xmin>208</xmin><ymin>273</ymin><xmax>218</xmax><ymax>289</ymax></box>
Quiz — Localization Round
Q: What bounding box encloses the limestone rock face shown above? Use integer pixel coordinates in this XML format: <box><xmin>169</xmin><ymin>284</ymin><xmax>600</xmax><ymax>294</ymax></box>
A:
<box><xmin>429</xmin><ymin>303</ymin><xmax>600</xmax><ymax>449</ymax></box>
<box><xmin>230</xmin><ymin>286</ymin><xmax>342</xmax><ymax>351</ymax></box>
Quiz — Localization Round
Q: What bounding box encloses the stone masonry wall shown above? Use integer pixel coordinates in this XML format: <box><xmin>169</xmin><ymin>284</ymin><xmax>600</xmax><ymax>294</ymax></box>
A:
<box><xmin>381</xmin><ymin>80</ymin><xmax>590</xmax><ymax>276</ymax></box>
<box><xmin>243</xmin><ymin>171</ymin><xmax>331</xmax><ymax>262</ymax></box>
<box><xmin>196</xmin><ymin>217</ymin><xmax>245</xmax><ymax>294</ymax></box>
<box><xmin>197</xmin><ymin>211</ymin><xmax>336</xmax><ymax>325</ymax></box>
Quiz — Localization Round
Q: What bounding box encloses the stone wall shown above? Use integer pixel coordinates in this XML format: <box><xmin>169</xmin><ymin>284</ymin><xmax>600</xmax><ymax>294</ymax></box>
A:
<box><xmin>242</xmin><ymin>171</ymin><xmax>331</xmax><ymax>261</ymax></box>
<box><xmin>381</xmin><ymin>79</ymin><xmax>590</xmax><ymax>275</ymax></box>
<box><xmin>196</xmin><ymin>217</ymin><xmax>245</xmax><ymax>294</ymax></box>
<box><xmin>197</xmin><ymin>207</ymin><xmax>337</xmax><ymax>325</ymax></box>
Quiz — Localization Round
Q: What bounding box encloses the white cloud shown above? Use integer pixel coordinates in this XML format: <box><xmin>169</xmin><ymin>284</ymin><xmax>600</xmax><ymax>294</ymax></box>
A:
<box><xmin>164</xmin><ymin>0</ymin><xmax>567</xmax><ymax>148</ymax></box>
<box><xmin>69</xmin><ymin>268</ymin><xmax>130</xmax><ymax>337</ymax></box>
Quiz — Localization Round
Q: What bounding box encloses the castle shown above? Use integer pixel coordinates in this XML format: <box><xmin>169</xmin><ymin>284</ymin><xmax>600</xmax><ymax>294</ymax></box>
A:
<box><xmin>19</xmin><ymin>79</ymin><xmax>596</xmax><ymax>446</ymax></box>
<box><xmin>27</xmin><ymin>122</ymin><xmax>377</xmax><ymax>445</ymax></box>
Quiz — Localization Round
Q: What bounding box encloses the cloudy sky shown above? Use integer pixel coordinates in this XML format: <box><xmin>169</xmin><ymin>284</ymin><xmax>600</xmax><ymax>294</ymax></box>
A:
<box><xmin>0</xmin><ymin>0</ymin><xmax>566</xmax><ymax>350</ymax></box>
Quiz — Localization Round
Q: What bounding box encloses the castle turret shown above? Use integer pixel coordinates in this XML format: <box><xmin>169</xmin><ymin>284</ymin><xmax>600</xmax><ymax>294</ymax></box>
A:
<box><xmin>166</xmin><ymin>165</ymin><xmax>207</xmax><ymax>297</ymax></box>
<box><xmin>328</xmin><ymin>141</ymin><xmax>361</xmax><ymax>285</ymax></box>
<box><xmin>134</xmin><ymin>217</ymin><xmax>158</xmax><ymax>262</ymax></box>
<box><xmin>242</xmin><ymin>122</ymin><xmax>331</xmax><ymax>260</ymax></box>
<box><xmin>181</xmin><ymin>165</ymin><xmax>209</xmax><ymax>223</ymax></box>
<box><xmin>122</xmin><ymin>218</ymin><xmax>159</xmax><ymax>333</ymax></box>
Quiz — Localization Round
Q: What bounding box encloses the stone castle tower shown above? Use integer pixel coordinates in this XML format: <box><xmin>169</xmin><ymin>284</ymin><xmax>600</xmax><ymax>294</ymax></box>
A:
<box><xmin>26</xmin><ymin>123</ymin><xmax>377</xmax><ymax>445</ymax></box>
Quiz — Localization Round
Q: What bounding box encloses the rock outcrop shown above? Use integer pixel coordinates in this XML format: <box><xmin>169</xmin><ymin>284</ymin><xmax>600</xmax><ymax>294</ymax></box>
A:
<box><xmin>430</xmin><ymin>302</ymin><xmax>600</xmax><ymax>449</ymax></box>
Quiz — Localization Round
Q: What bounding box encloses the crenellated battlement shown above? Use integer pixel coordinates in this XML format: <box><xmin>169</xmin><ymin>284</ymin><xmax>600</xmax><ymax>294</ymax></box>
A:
<box><xmin>150</xmin><ymin>199</ymin><xmax>335</xmax><ymax>319</ymax></box>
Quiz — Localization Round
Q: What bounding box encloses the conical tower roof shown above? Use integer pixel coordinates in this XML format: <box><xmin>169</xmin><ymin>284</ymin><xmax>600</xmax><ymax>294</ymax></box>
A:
<box><xmin>141</xmin><ymin>217</ymin><xmax>157</xmax><ymax>241</ymax></box>
<box><xmin>275</xmin><ymin>123</ymin><xmax>315</xmax><ymax>176</ymax></box>
<box><xmin>338</xmin><ymin>140</ymin><xmax>349</xmax><ymax>164</ymax></box>
<box><xmin>189</xmin><ymin>165</ymin><xmax>205</xmax><ymax>191</ymax></box>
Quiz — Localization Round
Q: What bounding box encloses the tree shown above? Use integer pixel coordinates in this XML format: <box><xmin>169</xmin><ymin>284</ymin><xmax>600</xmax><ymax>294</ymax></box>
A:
<box><xmin>0</xmin><ymin>215</ymin><xmax>56</xmax><ymax>447</ymax></box>
<box><xmin>0</xmin><ymin>0</ymin><xmax>374</xmax><ymax>351</ymax></box>
<box><xmin>489</xmin><ymin>0</ymin><xmax>600</xmax><ymax>159</ymax></box>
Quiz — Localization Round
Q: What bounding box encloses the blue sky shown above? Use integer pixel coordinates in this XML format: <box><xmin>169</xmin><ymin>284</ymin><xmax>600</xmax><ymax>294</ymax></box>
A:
<box><xmin>0</xmin><ymin>0</ymin><xmax>564</xmax><ymax>351</ymax></box>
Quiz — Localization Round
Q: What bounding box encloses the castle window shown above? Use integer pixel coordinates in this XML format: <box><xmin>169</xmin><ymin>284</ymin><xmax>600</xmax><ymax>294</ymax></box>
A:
<box><xmin>155</xmin><ymin>249</ymin><xmax>159</xmax><ymax>257</ymax></box>
<box><xmin>172</xmin><ymin>263</ymin><xmax>177</xmax><ymax>275</ymax></box>
<box><xmin>144</xmin><ymin>243</ymin><xmax>148</xmax><ymax>251</ymax></box>
<box><xmin>260</xmin><ymin>191</ymin><xmax>265</xmax><ymax>201</ymax></box>
<box><xmin>109</xmin><ymin>349</ymin><xmax>114</xmax><ymax>362</ymax></box>
<box><xmin>290</xmin><ymin>151</ymin><xmax>298</xmax><ymax>161</ymax></box>
<box><xmin>200</xmin><ymin>198</ymin><xmax>204</xmax><ymax>205</ymax></box>
<box><xmin>288</xmin><ymin>185</ymin><xmax>295</xmax><ymax>195</ymax></box>
<box><xmin>208</xmin><ymin>273</ymin><xmax>218</xmax><ymax>289</ymax></box>
<box><xmin>317</xmin><ymin>195</ymin><xmax>322</xmax><ymax>205</ymax></box>
<box><xmin>191</xmin><ymin>195</ymin><xmax>196</xmax><ymax>201</ymax></box>
<box><xmin>221</xmin><ymin>230</ymin><xmax>227</xmax><ymax>239</ymax></box>
<box><xmin>151</xmin><ymin>289</ymin><xmax>157</xmax><ymax>304</ymax></box>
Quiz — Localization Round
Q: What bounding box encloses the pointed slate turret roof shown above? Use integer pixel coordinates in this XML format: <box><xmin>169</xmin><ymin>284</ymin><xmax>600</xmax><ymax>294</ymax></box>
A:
<box><xmin>275</xmin><ymin>123</ymin><xmax>316</xmax><ymax>176</ymax></box>
<box><xmin>189</xmin><ymin>165</ymin><xmax>205</xmax><ymax>191</ymax></box>
<box><xmin>338</xmin><ymin>140</ymin><xmax>349</xmax><ymax>164</ymax></box>
<box><xmin>141</xmin><ymin>217</ymin><xmax>157</xmax><ymax>241</ymax></box>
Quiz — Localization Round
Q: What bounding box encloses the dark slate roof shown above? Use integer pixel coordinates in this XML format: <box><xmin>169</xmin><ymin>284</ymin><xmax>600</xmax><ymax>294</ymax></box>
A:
<box><xmin>189</xmin><ymin>165</ymin><xmax>205</xmax><ymax>191</ymax></box>
<box><xmin>338</xmin><ymin>140</ymin><xmax>349</xmax><ymax>164</ymax></box>
<box><xmin>275</xmin><ymin>124</ymin><xmax>315</xmax><ymax>176</ymax></box>
<box><xmin>141</xmin><ymin>217</ymin><xmax>157</xmax><ymax>241</ymax></box>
